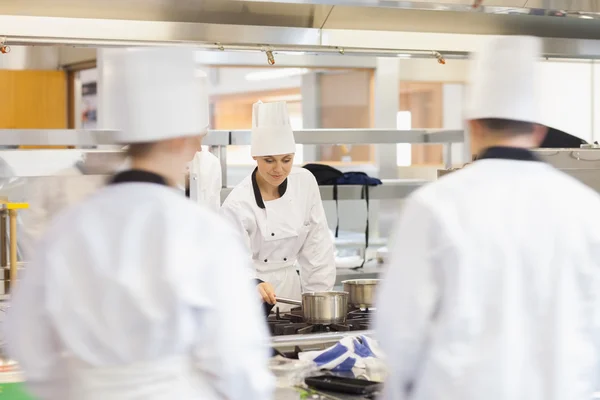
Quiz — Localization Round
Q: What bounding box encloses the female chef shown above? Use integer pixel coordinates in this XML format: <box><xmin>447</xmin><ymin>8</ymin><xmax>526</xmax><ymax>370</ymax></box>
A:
<box><xmin>5</xmin><ymin>48</ymin><xmax>273</xmax><ymax>400</ymax></box>
<box><xmin>220</xmin><ymin>101</ymin><xmax>336</xmax><ymax>311</ymax></box>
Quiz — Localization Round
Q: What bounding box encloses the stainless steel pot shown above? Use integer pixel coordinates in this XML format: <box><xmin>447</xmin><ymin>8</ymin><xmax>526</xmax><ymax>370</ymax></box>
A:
<box><xmin>342</xmin><ymin>279</ymin><xmax>380</xmax><ymax>309</ymax></box>
<box><xmin>276</xmin><ymin>291</ymin><xmax>349</xmax><ymax>324</ymax></box>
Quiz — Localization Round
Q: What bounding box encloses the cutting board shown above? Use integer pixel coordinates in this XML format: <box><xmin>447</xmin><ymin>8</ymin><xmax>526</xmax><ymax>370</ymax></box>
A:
<box><xmin>0</xmin><ymin>382</ymin><xmax>36</xmax><ymax>399</ymax></box>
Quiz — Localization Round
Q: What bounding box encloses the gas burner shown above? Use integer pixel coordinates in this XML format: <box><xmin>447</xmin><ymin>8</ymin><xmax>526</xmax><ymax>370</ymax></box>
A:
<box><xmin>269</xmin><ymin>315</ymin><xmax>371</xmax><ymax>336</ymax></box>
<box><xmin>267</xmin><ymin>305</ymin><xmax>372</xmax><ymax>336</ymax></box>
<box><xmin>347</xmin><ymin>309</ymin><xmax>372</xmax><ymax>319</ymax></box>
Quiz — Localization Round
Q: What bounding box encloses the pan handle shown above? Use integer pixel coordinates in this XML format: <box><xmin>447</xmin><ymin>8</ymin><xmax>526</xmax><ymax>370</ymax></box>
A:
<box><xmin>276</xmin><ymin>297</ymin><xmax>302</xmax><ymax>306</ymax></box>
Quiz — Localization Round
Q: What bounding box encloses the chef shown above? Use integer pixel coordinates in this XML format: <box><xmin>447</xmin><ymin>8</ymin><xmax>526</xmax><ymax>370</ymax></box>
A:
<box><xmin>186</xmin><ymin>146</ymin><xmax>222</xmax><ymax>211</ymax></box>
<box><xmin>375</xmin><ymin>36</ymin><xmax>600</xmax><ymax>400</ymax></box>
<box><xmin>5</xmin><ymin>48</ymin><xmax>274</xmax><ymax>400</ymax></box>
<box><xmin>220</xmin><ymin>101</ymin><xmax>336</xmax><ymax>312</ymax></box>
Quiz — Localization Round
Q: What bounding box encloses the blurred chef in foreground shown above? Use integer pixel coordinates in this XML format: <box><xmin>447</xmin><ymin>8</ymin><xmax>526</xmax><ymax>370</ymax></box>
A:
<box><xmin>5</xmin><ymin>48</ymin><xmax>273</xmax><ymax>400</ymax></box>
<box><xmin>221</xmin><ymin>101</ymin><xmax>335</xmax><ymax>312</ymax></box>
<box><xmin>375</xmin><ymin>36</ymin><xmax>600</xmax><ymax>400</ymax></box>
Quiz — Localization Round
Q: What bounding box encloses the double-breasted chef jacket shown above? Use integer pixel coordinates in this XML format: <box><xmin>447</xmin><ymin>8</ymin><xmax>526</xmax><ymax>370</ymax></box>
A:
<box><xmin>221</xmin><ymin>166</ymin><xmax>336</xmax><ymax>312</ymax></box>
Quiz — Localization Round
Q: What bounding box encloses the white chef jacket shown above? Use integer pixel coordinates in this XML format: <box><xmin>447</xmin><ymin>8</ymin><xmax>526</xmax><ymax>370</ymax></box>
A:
<box><xmin>5</xmin><ymin>170</ymin><xmax>274</xmax><ymax>400</ymax></box>
<box><xmin>221</xmin><ymin>167</ymin><xmax>335</xmax><ymax>309</ymax></box>
<box><xmin>189</xmin><ymin>150</ymin><xmax>222</xmax><ymax>212</ymax></box>
<box><xmin>375</xmin><ymin>147</ymin><xmax>600</xmax><ymax>400</ymax></box>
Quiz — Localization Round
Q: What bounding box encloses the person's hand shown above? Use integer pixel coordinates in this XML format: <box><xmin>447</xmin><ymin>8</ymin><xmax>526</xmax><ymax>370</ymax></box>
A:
<box><xmin>257</xmin><ymin>282</ymin><xmax>276</xmax><ymax>305</ymax></box>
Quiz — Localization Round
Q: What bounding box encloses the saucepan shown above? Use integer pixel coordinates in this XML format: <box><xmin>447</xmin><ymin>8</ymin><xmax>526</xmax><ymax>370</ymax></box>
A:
<box><xmin>342</xmin><ymin>279</ymin><xmax>380</xmax><ymax>309</ymax></box>
<box><xmin>276</xmin><ymin>291</ymin><xmax>349</xmax><ymax>325</ymax></box>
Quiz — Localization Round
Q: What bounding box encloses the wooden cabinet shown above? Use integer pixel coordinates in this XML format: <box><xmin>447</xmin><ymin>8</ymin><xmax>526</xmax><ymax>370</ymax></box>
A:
<box><xmin>0</xmin><ymin>70</ymin><xmax>67</xmax><ymax>148</ymax></box>
<box><xmin>0</xmin><ymin>70</ymin><xmax>67</xmax><ymax>129</ymax></box>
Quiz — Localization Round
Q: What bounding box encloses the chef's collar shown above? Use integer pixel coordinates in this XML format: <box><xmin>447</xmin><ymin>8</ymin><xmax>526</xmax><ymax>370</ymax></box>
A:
<box><xmin>475</xmin><ymin>146</ymin><xmax>540</xmax><ymax>162</ymax></box>
<box><xmin>109</xmin><ymin>169</ymin><xmax>169</xmax><ymax>186</ymax></box>
<box><xmin>252</xmin><ymin>168</ymin><xmax>288</xmax><ymax>209</ymax></box>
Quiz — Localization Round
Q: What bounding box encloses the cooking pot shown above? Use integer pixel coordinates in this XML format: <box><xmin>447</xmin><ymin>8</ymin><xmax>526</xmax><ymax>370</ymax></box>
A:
<box><xmin>342</xmin><ymin>279</ymin><xmax>380</xmax><ymax>309</ymax></box>
<box><xmin>276</xmin><ymin>291</ymin><xmax>349</xmax><ymax>324</ymax></box>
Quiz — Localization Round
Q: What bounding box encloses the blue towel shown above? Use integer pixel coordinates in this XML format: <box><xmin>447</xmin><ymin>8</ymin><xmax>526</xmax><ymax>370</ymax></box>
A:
<box><xmin>298</xmin><ymin>336</ymin><xmax>383</xmax><ymax>372</ymax></box>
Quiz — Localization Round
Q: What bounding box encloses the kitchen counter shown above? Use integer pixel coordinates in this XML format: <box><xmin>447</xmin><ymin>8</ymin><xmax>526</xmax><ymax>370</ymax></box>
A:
<box><xmin>275</xmin><ymin>384</ymin><xmax>378</xmax><ymax>400</ymax></box>
<box><xmin>272</xmin><ymin>331</ymin><xmax>382</xmax><ymax>400</ymax></box>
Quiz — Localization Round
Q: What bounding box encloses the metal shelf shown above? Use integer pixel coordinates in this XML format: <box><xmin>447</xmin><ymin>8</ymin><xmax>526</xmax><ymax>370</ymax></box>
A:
<box><xmin>0</xmin><ymin>130</ymin><xmax>116</xmax><ymax>146</ymax></box>
<box><xmin>228</xmin><ymin>129</ymin><xmax>464</xmax><ymax>145</ymax></box>
<box><xmin>0</xmin><ymin>130</ymin><xmax>229</xmax><ymax>146</ymax></box>
<box><xmin>220</xmin><ymin>179</ymin><xmax>426</xmax><ymax>202</ymax></box>
<box><xmin>0</xmin><ymin>129</ymin><xmax>462</xmax><ymax>146</ymax></box>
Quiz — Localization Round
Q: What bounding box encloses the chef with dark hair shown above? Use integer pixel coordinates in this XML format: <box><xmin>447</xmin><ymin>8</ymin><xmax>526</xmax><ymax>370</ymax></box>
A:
<box><xmin>376</xmin><ymin>36</ymin><xmax>600</xmax><ymax>400</ymax></box>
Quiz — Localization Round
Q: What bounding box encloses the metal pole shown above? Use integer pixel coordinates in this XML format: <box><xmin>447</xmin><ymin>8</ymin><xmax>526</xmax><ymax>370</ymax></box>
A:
<box><xmin>219</xmin><ymin>145</ymin><xmax>228</xmax><ymax>188</ymax></box>
<box><xmin>0</xmin><ymin>210</ymin><xmax>6</xmax><ymax>269</ymax></box>
<box><xmin>8</xmin><ymin>209</ymin><xmax>17</xmax><ymax>293</ymax></box>
<box><xmin>444</xmin><ymin>143</ymin><xmax>453</xmax><ymax>169</ymax></box>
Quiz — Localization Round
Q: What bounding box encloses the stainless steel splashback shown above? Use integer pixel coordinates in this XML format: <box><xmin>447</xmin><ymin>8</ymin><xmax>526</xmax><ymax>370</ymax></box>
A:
<box><xmin>535</xmin><ymin>148</ymin><xmax>600</xmax><ymax>192</ymax></box>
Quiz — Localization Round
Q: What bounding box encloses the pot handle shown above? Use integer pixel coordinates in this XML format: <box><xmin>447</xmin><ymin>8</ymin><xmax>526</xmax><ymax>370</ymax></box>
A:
<box><xmin>275</xmin><ymin>297</ymin><xmax>302</xmax><ymax>306</ymax></box>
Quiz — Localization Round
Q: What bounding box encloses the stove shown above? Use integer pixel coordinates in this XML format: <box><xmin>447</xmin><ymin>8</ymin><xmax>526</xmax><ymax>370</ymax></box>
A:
<box><xmin>268</xmin><ymin>306</ymin><xmax>372</xmax><ymax>336</ymax></box>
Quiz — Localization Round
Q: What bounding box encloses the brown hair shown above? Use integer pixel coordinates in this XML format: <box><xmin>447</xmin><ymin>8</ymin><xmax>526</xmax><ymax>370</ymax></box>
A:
<box><xmin>127</xmin><ymin>143</ymin><xmax>157</xmax><ymax>158</ymax></box>
<box><xmin>478</xmin><ymin>118</ymin><xmax>535</xmax><ymax>135</ymax></box>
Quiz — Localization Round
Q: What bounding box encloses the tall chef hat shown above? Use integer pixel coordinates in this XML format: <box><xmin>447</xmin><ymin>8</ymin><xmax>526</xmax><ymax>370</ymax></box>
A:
<box><xmin>464</xmin><ymin>36</ymin><xmax>543</xmax><ymax>125</ymax></box>
<box><xmin>100</xmin><ymin>47</ymin><xmax>209</xmax><ymax>143</ymax></box>
<box><xmin>251</xmin><ymin>101</ymin><xmax>296</xmax><ymax>157</ymax></box>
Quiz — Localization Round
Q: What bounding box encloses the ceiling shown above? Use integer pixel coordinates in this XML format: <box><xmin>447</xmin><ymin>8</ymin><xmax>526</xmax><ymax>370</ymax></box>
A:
<box><xmin>2</xmin><ymin>0</ymin><xmax>600</xmax><ymax>58</ymax></box>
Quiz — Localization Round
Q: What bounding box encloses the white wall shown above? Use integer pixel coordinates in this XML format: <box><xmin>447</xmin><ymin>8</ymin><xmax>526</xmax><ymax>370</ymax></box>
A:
<box><xmin>539</xmin><ymin>61</ymin><xmax>594</xmax><ymax>142</ymax></box>
<box><xmin>0</xmin><ymin>46</ymin><xmax>60</xmax><ymax>70</ymax></box>
<box><xmin>206</xmin><ymin>67</ymin><xmax>304</xmax><ymax>96</ymax></box>
<box><xmin>404</xmin><ymin>58</ymin><xmax>600</xmax><ymax>144</ymax></box>
<box><xmin>399</xmin><ymin>58</ymin><xmax>468</xmax><ymax>82</ymax></box>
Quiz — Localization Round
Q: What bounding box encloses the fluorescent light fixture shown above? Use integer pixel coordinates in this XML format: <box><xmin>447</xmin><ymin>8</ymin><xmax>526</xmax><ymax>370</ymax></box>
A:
<box><xmin>245</xmin><ymin>68</ymin><xmax>309</xmax><ymax>81</ymax></box>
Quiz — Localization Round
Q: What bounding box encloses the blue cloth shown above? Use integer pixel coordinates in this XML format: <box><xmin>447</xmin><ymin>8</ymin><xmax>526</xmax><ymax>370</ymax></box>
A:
<box><xmin>336</xmin><ymin>172</ymin><xmax>382</xmax><ymax>186</ymax></box>
<box><xmin>298</xmin><ymin>336</ymin><xmax>382</xmax><ymax>372</ymax></box>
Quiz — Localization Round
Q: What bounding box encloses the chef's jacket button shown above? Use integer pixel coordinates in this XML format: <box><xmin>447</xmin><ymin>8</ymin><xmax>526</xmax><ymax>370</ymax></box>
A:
<box><xmin>284</xmin><ymin>258</ymin><xmax>287</xmax><ymax>261</ymax></box>
<box><xmin>271</xmin><ymin>233</ymin><xmax>275</xmax><ymax>236</ymax></box>
<box><xmin>264</xmin><ymin>259</ymin><xmax>268</xmax><ymax>263</ymax></box>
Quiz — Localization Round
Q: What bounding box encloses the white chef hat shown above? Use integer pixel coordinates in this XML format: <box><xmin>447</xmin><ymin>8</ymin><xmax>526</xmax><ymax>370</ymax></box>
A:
<box><xmin>251</xmin><ymin>101</ymin><xmax>296</xmax><ymax>157</ymax></box>
<box><xmin>464</xmin><ymin>36</ymin><xmax>543</xmax><ymax>125</ymax></box>
<box><xmin>100</xmin><ymin>47</ymin><xmax>209</xmax><ymax>144</ymax></box>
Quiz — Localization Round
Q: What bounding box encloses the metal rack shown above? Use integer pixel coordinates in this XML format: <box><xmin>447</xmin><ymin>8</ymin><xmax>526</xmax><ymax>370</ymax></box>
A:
<box><xmin>220</xmin><ymin>179</ymin><xmax>427</xmax><ymax>202</ymax></box>
<box><xmin>0</xmin><ymin>129</ymin><xmax>465</xmax><ymax>201</ymax></box>
<box><xmin>209</xmin><ymin>128</ymin><xmax>464</xmax><ymax>193</ymax></box>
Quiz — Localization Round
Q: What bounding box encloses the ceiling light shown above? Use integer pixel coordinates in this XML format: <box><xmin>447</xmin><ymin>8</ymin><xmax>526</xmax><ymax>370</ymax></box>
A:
<box><xmin>245</xmin><ymin>68</ymin><xmax>309</xmax><ymax>81</ymax></box>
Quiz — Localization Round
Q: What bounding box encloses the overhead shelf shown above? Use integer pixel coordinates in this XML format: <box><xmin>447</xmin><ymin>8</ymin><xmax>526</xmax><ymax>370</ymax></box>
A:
<box><xmin>0</xmin><ymin>129</ymin><xmax>463</xmax><ymax>147</ymax></box>
<box><xmin>220</xmin><ymin>179</ymin><xmax>427</xmax><ymax>202</ymax></box>
<box><xmin>0</xmin><ymin>130</ymin><xmax>230</xmax><ymax>146</ymax></box>
<box><xmin>228</xmin><ymin>129</ymin><xmax>464</xmax><ymax>145</ymax></box>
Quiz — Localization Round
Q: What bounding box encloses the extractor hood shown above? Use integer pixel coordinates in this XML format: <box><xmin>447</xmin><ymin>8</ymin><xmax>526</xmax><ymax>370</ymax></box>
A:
<box><xmin>2</xmin><ymin>0</ymin><xmax>600</xmax><ymax>59</ymax></box>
